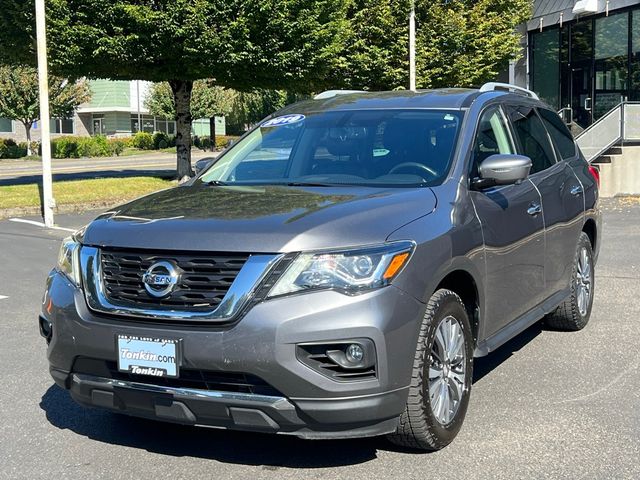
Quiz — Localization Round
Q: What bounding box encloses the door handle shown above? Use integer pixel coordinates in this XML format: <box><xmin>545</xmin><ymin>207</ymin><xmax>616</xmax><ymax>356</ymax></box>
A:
<box><xmin>570</xmin><ymin>185</ymin><xmax>583</xmax><ymax>196</ymax></box>
<box><xmin>527</xmin><ymin>203</ymin><xmax>542</xmax><ymax>216</ymax></box>
<box><xmin>584</xmin><ymin>97</ymin><xmax>592</xmax><ymax>111</ymax></box>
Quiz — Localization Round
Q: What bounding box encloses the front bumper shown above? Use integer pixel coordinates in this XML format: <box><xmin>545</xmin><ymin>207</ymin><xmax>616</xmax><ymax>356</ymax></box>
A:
<box><xmin>42</xmin><ymin>270</ymin><xmax>426</xmax><ymax>439</ymax></box>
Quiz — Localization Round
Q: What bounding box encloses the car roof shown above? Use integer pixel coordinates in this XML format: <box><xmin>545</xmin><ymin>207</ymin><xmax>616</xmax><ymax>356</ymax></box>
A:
<box><xmin>277</xmin><ymin>89</ymin><xmax>479</xmax><ymax>114</ymax></box>
<box><xmin>275</xmin><ymin>88</ymin><xmax>549</xmax><ymax>117</ymax></box>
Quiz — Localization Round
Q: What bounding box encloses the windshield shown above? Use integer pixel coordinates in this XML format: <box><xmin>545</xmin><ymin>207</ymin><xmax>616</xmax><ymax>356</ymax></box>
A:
<box><xmin>200</xmin><ymin>109</ymin><xmax>463</xmax><ymax>187</ymax></box>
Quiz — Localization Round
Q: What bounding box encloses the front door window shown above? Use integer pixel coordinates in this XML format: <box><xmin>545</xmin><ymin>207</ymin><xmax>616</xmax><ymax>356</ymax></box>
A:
<box><xmin>92</xmin><ymin>118</ymin><xmax>103</xmax><ymax>136</ymax></box>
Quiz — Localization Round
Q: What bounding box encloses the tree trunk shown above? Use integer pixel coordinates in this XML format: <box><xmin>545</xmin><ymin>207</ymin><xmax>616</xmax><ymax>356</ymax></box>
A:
<box><xmin>169</xmin><ymin>80</ymin><xmax>194</xmax><ymax>179</ymax></box>
<box><xmin>209</xmin><ymin>116</ymin><xmax>216</xmax><ymax>152</ymax></box>
<box><xmin>23</xmin><ymin>121</ymin><xmax>33</xmax><ymax>157</ymax></box>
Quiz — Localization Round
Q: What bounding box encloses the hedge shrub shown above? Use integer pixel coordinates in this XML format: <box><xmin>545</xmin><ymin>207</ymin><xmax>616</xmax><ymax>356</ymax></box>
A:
<box><xmin>0</xmin><ymin>138</ymin><xmax>27</xmax><ymax>159</ymax></box>
<box><xmin>131</xmin><ymin>131</ymin><xmax>154</xmax><ymax>150</ymax></box>
<box><xmin>194</xmin><ymin>135</ymin><xmax>238</xmax><ymax>151</ymax></box>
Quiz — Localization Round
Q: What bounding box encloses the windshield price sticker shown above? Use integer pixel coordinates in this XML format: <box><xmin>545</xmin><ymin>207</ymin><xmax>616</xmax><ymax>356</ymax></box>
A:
<box><xmin>262</xmin><ymin>114</ymin><xmax>305</xmax><ymax>128</ymax></box>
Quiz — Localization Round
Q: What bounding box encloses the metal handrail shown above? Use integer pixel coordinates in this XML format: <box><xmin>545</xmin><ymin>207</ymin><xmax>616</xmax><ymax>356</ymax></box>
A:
<box><xmin>572</xmin><ymin>100</ymin><xmax>640</xmax><ymax>162</ymax></box>
<box><xmin>575</xmin><ymin>102</ymin><xmax>623</xmax><ymax>140</ymax></box>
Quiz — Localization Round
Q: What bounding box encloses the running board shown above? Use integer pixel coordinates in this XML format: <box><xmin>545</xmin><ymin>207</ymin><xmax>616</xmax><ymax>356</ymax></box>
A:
<box><xmin>474</xmin><ymin>288</ymin><xmax>570</xmax><ymax>357</ymax></box>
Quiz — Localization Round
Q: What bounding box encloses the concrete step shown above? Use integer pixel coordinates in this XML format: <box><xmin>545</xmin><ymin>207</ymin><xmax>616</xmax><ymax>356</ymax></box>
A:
<box><xmin>605</xmin><ymin>146</ymin><xmax>623</xmax><ymax>155</ymax></box>
<box><xmin>593</xmin><ymin>155</ymin><xmax>616</xmax><ymax>164</ymax></box>
<box><xmin>596</xmin><ymin>145</ymin><xmax>640</xmax><ymax>197</ymax></box>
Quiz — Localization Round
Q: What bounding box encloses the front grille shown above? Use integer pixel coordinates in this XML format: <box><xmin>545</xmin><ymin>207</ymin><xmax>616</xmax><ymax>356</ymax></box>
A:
<box><xmin>100</xmin><ymin>249</ymin><xmax>249</xmax><ymax>311</ymax></box>
<box><xmin>72</xmin><ymin>357</ymin><xmax>283</xmax><ymax>397</ymax></box>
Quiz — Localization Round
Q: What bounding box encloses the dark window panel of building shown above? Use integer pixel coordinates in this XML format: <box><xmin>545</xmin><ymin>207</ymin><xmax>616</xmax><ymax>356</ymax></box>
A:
<box><xmin>631</xmin><ymin>11</ymin><xmax>640</xmax><ymax>101</ymax></box>
<box><xmin>532</xmin><ymin>27</ymin><xmax>560</xmax><ymax>110</ymax></box>
<box><xmin>0</xmin><ymin>118</ymin><xmax>12</xmax><ymax>133</ymax></box>
<box><xmin>594</xmin><ymin>13</ymin><xmax>628</xmax><ymax>118</ymax></box>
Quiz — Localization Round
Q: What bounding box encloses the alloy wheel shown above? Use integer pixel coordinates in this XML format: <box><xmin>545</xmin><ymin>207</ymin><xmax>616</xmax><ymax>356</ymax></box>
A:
<box><xmin>428</xmin><ymin>315</ymin><xmax>466</xmax><ymax>425</ymax></box>
<box><xmin>576</xmin><ymin>246</ymin><xmax>592</xmax><ymax>316</ymax></box>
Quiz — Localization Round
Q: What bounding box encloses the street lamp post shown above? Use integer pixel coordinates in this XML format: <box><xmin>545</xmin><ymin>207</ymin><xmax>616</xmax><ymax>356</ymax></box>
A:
<box><xmin>409</xmin><ymin>1</ymin><xmax>416</xmax><ymax>92</ymax></box>
<box><xmin>35</xmin><ymin>0</ymin><xmax>55</xmax><ymax>227</ymax></box>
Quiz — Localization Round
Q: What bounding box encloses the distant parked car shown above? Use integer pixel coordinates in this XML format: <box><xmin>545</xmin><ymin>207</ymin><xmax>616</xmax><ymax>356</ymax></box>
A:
<box><xmin>41</xmin><ymin>84</ymin><xmax>601</xmax><ymax>450</ymax></box>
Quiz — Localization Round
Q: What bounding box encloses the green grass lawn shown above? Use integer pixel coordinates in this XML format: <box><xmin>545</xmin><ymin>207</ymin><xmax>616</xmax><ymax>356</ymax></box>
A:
<box><xmin>0</xmin><ymin>176</ymin><xmax>175</xmax><ymax>210</ymax></box>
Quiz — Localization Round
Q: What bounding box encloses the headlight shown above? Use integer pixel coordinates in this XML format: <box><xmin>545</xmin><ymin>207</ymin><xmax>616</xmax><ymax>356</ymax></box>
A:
<box><xmin>268</xmin><ymin>241</ymin><xmax>414</xmax><ymax>298</ymax></box>
<box><xmin>57</xmin><ymin>237</ymin><xmax>81</xmax><ymax>285</ymax></box>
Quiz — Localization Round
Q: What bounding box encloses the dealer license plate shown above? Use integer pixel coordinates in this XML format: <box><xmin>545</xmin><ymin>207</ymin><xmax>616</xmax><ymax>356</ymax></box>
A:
<box><xmin>117</xmin><ymin>335</ymin><xmax>179</xmax><ymax>378</ymax></box>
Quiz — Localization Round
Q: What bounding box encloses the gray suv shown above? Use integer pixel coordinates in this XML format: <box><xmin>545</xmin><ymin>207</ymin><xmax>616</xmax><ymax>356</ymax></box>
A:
<box><xmin>41</xmin><ymin>84</ymin><xmax>601</xmax><ymax>451</ymax></box>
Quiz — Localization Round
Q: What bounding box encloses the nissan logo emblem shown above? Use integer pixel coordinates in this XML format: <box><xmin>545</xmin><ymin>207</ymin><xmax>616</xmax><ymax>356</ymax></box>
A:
<box><xmin>142</xmin><ymin>260</ymin><xmax>180</xmax><ymax>298</ymax></box>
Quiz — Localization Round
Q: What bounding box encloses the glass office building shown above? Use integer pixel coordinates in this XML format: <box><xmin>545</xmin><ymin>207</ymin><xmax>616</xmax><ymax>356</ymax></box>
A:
<box><xmin>528</xmin><ymin>3</ymin><xmax>640</xmax><ymax>129</ymax></box>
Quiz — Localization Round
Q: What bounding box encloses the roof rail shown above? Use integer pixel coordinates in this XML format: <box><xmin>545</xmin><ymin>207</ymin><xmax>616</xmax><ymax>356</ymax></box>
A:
<box><xmin>479</xmin><ymin>82</ymin><xmax>539</xmax><ymax>100</ymax></box>
<box><xmin>313</xmin><ymin>90</ymin><xmax>367</xmax><ymax>100</ymax></box>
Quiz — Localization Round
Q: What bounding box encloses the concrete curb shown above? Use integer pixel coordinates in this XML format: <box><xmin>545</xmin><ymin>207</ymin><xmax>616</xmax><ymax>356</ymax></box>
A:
<box><xmin>0</xmin><ymin>201</ymin><xmax>114</xmax><ymax>220</ymax></box>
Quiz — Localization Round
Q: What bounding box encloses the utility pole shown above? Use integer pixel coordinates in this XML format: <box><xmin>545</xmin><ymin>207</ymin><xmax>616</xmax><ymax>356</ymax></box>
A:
<box><xmin>409</xmin><ymin>1</ymin><xmax>416</xmax><ymax>92</ymax></box>
<box><xmin>35</xmin><ymin>0</ymin><xmax>55</xmax><ymax>227</ymax></box>
<box><xmin>137</xmin><ymin>80</ymin><xmax>142</xmax><ymax>133</ymax></box>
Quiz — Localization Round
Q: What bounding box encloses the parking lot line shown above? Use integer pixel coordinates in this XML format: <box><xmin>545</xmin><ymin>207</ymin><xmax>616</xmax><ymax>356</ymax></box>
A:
<box><xmin>9</xmin><ymin>218</ymin><xmax>75</xmax><ymax>232</ymax></box>
<box><xmin>0</xmin><ymin>295</ymin><xmax>8</xmax><ymax>300</ymax></box>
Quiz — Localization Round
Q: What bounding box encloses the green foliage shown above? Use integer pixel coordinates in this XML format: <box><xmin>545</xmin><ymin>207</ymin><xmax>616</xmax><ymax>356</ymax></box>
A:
<box><xmin>194</xmin><ymin>135</ymin><xmax>239</xmax><ymax>151</ymax></box>
<box><xmin>49</xmin><ymin>134</ymin><xmax>171</xmax><ymax>159</ymax></box>
<box><xmin>0</xmin><ymin>138</ymin><xmax>27</xmax><ymax>159</ymax></box>
<box><xmin>50</xmin><ymin>135</ymin><xmax>106</xmax><ymax>158</ymax></box>
<box><xmin>337</xmin><ymin>0</ymin><xmax>532</xmax><ymax>89</ymax></box>
<box><xmin>145</xmin><ymin>83</ymin><xmax>175</xmax><ymax>119</ymax></box>
<box><xmin>226</xmin><ymin>90</ymin><xmax>307</xmax><ymax>134</ymax></box>
<box><xmin>0</xmin><ymin>1</ymin><xmax>348</xmax><ymax>91</ymax></box>
<box><xmin>146</xmin><ymin>81</ymin><xmax>237</xmax><ymax>119</ymax></box>
<box><xmin>77</xmin><ymin>135</ymin><xmax>111</xmax><ymax>157</ymax></box>
<box><xmin>131</xmin><ymin>132</ymin><xmax>154</xmax><ymax>150</ymax></box>
<box><xmin>153</xmin><ymin>132</ymin><xmax>170</xmax><ymax>150</ymax></box>
<box><xmin>51</xmin><ymin>136</ymin><xmax>80</xmax><ymax>158</ymax></box>
<box><xmin>108</xmin><ymin>138</ymin><xmax>128</xmax><ymax>156</ymax></box>
<box><xmin>0</xmin><ymin>65</ymin><xmax>91</xmax><ymax>154</ymax></box>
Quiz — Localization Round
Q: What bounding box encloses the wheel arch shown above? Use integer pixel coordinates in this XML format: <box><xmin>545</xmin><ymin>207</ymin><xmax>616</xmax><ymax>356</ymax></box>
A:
<box><xmin>582</xmin><ymin>217</ymin><xmax>597</xmax><ymax>251</ymax></box>
<box><xmin>432</xmin><ymin>266</ymin><xmax>483</xmax><ymax>347</ymax></box>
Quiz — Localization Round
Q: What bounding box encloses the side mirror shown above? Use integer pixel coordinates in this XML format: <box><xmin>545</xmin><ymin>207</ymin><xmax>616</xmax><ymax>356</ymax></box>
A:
<box><xmin>473</xmin><ymin>154</ymin><xmax>532</xmax><ymax>189</ymax></box>
<box><xmin>194</xmin><ymin>158</ymin><xmax>215</xmax><ymax>176</ymax></box>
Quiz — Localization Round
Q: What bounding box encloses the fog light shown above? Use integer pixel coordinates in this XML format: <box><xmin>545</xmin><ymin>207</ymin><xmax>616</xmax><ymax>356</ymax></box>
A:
<box><xmin>346</xmin><ymin>343</ymin><xmax>364</xmax><ymax>364</ymax></box>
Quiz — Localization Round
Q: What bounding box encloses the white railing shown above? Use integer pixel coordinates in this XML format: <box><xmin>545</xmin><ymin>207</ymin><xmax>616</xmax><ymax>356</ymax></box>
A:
<box><xmin>575</xmin><ymin>101</ymin><xmax>640</xmax><ymax>162</ymax></box>
<box><xmin>576</xmin><ymin>104</ymin><xmax>622</xmax><ymax>162</ymax></box>
<box><xmin>623</xmin><ymin>103</ymin><xmax>640</xmax><ymax>141</ymax></box>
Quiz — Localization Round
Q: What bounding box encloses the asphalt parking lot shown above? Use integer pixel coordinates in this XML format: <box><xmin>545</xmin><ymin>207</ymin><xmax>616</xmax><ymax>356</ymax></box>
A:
<box><xmin>0</xmin><ymin>198</ymin><xmax>638</xmax><ymax>480</ymax></box>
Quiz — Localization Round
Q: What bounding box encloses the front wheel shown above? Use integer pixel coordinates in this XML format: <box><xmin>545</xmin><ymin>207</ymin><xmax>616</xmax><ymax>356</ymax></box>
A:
<box><xmin>545</xmin><ymin>232</ymin><xmax>595</xmax><ymax>331</ymax></box>
<box><xmin>388</xmin><ymin>289</ymin><xmax>474</xmax><ymax>451</ymax></box>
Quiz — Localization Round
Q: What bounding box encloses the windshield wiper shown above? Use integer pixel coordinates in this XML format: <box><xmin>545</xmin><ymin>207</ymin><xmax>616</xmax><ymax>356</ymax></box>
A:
<box><xmin>284</xmin><ymin>182</ymin><xmax>336</xmax><ymax>187</ymax></box>
<box><xmin>204</xmin><ymin>180</ymin><xmax>229</xmax><ymax>186</ymax></box>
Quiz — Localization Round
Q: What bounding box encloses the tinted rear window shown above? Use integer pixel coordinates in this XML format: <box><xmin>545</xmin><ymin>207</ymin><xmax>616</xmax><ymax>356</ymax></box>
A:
<box><xmin>538</xmin><ymin>108</ymin><xmax>577</xmax><ymax>160</ymax></box>
<box><xmin>507</xmin><ymin>106</ymin><xmax>557</xmax><ymax>175</ymax></box>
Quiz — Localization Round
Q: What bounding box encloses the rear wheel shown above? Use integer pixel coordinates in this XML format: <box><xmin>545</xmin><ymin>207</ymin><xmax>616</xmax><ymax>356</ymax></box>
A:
<box><xmin>545</xmin><ymin>232</ymin><xmax>594</xmax><ymax>331</ymax></box>
<box><xmin>388</xmin><ymin>289</ymin><xmax>474</xmax><ymax>451</ymax></box>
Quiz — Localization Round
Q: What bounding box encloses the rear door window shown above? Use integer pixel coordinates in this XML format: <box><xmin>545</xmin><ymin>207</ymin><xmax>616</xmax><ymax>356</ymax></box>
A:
<box><xmin>506</xmin><ymin>105</ymin><xmax>557</xmax><ymax>175</ymax></box>
<box><xmin>538</xmin><ymin>108</ymin><xmax>577</xmax><ymax>160</ymax></box>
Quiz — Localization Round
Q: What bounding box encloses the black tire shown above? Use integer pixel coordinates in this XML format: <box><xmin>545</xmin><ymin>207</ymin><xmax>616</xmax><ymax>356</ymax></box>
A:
<box><xmin>387</xmin><ymin>289</ymin><xmax>474</xmax><ymax>451</ymax></box>
<box><xmin>545</xmin><ymin>232</ymin><xmax>594</xmax><ymax>331</ymax></box>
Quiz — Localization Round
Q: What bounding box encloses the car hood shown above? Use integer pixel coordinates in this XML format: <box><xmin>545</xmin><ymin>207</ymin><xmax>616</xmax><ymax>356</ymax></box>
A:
<box><xmin>81</xmin><ymin>184</ymin><xmax>437</xmax><ymax>253</ymax></box>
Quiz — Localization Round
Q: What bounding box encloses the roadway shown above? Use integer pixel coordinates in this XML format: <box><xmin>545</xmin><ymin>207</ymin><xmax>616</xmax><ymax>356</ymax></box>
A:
<box><xmin>0</xmin><ymin>150</ymin><xmax>217</xmax><ymax>185</ymax></box>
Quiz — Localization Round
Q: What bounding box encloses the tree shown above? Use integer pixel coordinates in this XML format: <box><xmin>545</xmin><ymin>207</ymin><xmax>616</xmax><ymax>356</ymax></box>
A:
<box><xmin>192</xmin><ymin>82</ymin><xmax>237</xmax><ymax>149</ymax></box>
<box><xmin>0</xmin><ymin>1</ymin><xmax>348</xmax><ymax>178</ymax></box>
<box><xmin>337</xmin><ymin>0</ymin><xmax>532</xmax><ymax>90</ymax></box>
<box><xmin>226</xmin><ymin>90</ymin><xmax>308</xmax><ymax>134</ymax></box>
<box><xmin>146</xmin><ymin>81</ymin><xmax>237</xmax><ymax>151</ymax></box>
<box><xmin>0</xmin><ymin>65</ymin><xmax>91</xmax><ymax>155</ymax></box>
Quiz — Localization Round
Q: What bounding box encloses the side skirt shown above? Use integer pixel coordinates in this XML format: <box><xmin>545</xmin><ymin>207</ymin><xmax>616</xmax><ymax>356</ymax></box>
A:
<box><xmin>473</xmin><ymin>288</ymin><xmax>570</xmax><ymax>357</ymax></box>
